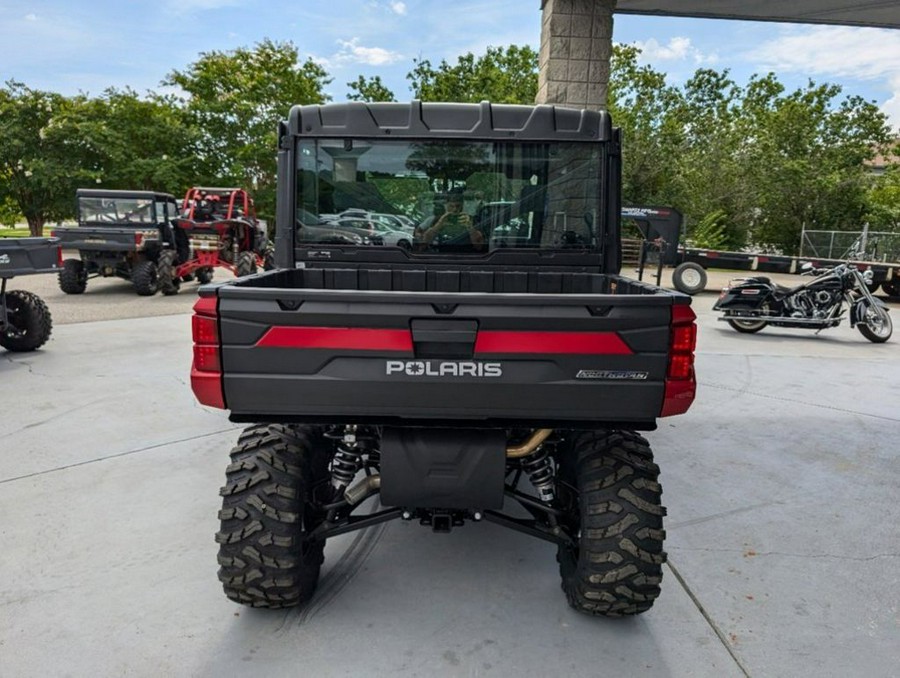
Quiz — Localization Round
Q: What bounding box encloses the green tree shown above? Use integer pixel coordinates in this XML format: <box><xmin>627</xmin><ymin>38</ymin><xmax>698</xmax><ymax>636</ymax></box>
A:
<box><xmin>607</xmin><ymin>45</ymin><xmax>684</xmax><ymax>209</ymax></box>
<box><xmin>0</xmin><ymin>82</ymin><xmax>93</xmax><ymax>235</ymax></box>
<box><xmin>0</xmin><ymin>195</ymin><xmax>23</xmax><ymax>228</ymax></box>
<box><xmin>746</xmin><ymin>84</ymin><xmax>889</xmax><ymax>253</ymax></box>
<box><xmin>407</xmin><ymin>45</ymin><xmax>538</xmax><ymax>104</ymax></box>
<box><xmin>689</xmin><ymin>210</ymin><xmax>729</xmax><ymax>249</ymax></box>
<box><xmin>164</xmin><ymin>39</ymin><xmax>332</xmax><ymax>219</ymax></box>
<box><xmin>347</xmin><ymin>75</ymin><xmax>395</xmax><ymax>102</ymax></box>
<box><xmin>48</xmin><ymin>88</ymin><xmax>202</xmax><ymax>196</ymax></box>
<box><xmin>865</xmin><ymin>163</ymin><xmax>900</xmax><ymax>228</ymax></box>
<box><xmin>607</xmin><ymin>46</ymin><xmax>891</xmax><ymax>253</ymax></box>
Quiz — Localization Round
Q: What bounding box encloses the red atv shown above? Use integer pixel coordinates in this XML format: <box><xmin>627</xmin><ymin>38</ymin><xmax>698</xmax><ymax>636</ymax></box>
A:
<box><xmin>157</xmin><ymin>187</ymin><xmax>274</xmax><ymax>295</ymax></box>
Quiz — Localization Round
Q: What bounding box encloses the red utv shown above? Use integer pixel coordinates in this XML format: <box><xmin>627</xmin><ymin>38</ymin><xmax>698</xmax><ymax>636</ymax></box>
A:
<box><xmin>157</xmin><ymin>187</ymin><xmax>274</xmax><ymax>295</ymax></box>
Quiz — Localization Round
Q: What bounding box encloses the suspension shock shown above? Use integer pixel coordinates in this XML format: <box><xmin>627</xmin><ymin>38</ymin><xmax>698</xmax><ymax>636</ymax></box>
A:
<box><xmin>521</xmin><ymin>446</ymin><xmax>555</xmax><ymax>503</ymax></box>
<box><xmin>328</xmin><ymin>425</ymin><xmax>365</xmax><ymax>491</ymax></box>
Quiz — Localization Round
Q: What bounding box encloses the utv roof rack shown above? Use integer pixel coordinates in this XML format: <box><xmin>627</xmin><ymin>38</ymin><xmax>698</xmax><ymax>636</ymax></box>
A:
<box><xmin>287</xmin><ymin>100</ymin><xmax>612</xmax><ymax>142</ymax></box>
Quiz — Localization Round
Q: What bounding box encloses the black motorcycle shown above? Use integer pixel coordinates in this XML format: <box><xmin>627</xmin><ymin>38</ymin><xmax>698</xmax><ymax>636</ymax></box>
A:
<box><xmin>713</xmin><ymin>262</ymin><xmax>893</xmax><ymax>343</ymax></box>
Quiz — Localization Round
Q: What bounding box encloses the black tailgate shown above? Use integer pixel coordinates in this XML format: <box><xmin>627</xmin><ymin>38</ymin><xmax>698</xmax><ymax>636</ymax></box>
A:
<box><xmin>216</xmin><ymin>285</ymin><xmax>677</xmax><ymax>429</ymax></box>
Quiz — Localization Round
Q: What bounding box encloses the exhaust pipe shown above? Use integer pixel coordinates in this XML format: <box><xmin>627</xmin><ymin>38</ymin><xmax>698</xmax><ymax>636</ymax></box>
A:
<box><xmin>506</xmin><ymin>429</ymin><xmax>553</xmax><ymax>458</ymax></box>
<box><xmin>344</xmin><ymin>474</ymin><xmax>381</xmax><ymax>506</ymax></box>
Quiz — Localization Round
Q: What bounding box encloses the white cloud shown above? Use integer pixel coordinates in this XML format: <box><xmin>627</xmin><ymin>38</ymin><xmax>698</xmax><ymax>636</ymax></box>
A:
<box><xmin>631</xmin><ymin>37</ymin><xmax>718</xmax><ymax>66</ymax></box>
<box><xmin>334</xmin><ymin>37</ymin><xmax>403</xmax><ymax>66</ymax></box>
<box><xmin>24</xmin><ymin>13</ymin><xmax>37</xmax><ymax>21</ymax></box>
<box><xmin>748</xmin><ymin>26</ymin><xmax>900</xmax><ymax>82</ymax></box>
<box><xmin>163</xmin><ymin>0</ymin><xmax>240</xmax><ymax>16</ymax></box>
<box><xmin>389</xmin><ymin>1</ymin><xmax>407</xmax><ymax>15</ymax></box>
<box><xmin>747</xmin><ymin>26</ymin><xmax>900</xmax><ymax>129</ymax></box>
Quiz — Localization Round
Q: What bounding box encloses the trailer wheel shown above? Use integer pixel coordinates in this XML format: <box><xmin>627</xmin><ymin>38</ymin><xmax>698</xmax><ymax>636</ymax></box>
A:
<box><xmin>236</xmin><ymin>251</ymin><xmax>257</xmax><ymax>277</ymax></box>
<box><xmin>59</xmin><ymin>259</ymin><xmax>87</xmax><ymax>294</ymax></box>
<box><xmin>196</xmin><ymin>267</ymin><xmax>214</xmax><ymax>285</ymax></box>
<box><xmin>557</xmin><ymin>430</ymin><xmax>666</xmax><ymax>617</ymax></box>
<box><xmin>672</xmin><ymin>262</ymin><xmax>707</xmax><ymax>295</ymax></box>
<box><xmin>157</xmin><ymin>250</ymin><xmax>180</xmax><ymax>296</ymax></box>
<box><xmin>1</xmin><ymin>290</ymin><xmax>53</xmax><ymax>352</ymax></box>
<box><xmin>132</xmin><ymin>260</ymin><xmax>158</xmax><ymax>296</ymax></box>
<box><xmin>216</xmin><ymin>424</ymin><xmax>330</xmax><ymax>609</ymax></box>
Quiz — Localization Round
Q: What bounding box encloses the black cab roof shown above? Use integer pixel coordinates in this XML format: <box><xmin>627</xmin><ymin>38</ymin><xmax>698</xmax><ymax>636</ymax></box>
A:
<box><xmin>76</xmin><ymin>189</ymin><xmax>177</xmax><ymax>201</ymax></box>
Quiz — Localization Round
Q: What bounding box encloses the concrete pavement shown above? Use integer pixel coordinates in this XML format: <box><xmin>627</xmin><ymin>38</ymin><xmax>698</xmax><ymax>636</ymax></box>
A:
<box><xmin>1</xmin><ymin>286</ymin><xmax>898</xmax><ymax>677</ymax></box>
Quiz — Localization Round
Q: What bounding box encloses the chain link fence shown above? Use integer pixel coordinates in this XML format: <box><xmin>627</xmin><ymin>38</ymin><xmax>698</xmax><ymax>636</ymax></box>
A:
<box><xmin>800</xmin><ymin>229</ymin><xmax>900</xmax><ymax>263</ymax></box>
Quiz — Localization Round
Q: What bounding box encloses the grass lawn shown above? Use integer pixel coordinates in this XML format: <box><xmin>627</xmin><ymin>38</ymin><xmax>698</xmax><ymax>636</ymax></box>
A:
<box><xmin>0</xmin><ymin>226</ymin><xmax>55</xmax><ymax>238</ymax></box>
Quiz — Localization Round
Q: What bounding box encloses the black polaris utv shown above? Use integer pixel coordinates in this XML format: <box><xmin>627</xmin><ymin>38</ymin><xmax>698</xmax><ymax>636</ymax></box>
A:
<box><xmin>53</xmin><ymin>189</ymin><xmax>181</xmax><ymax>296</ymax></box>
<box><xmin>190</xmin><ymin>101</ymin><xmax>698</xmax><ymax>618</ymax></box>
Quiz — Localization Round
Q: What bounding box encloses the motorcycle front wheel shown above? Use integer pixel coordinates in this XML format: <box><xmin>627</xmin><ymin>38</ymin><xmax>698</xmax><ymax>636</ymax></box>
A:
<box><xmin>857</xmin><ymin>304</ymin><xmax>893</xmax><ymax>343</ymax></box>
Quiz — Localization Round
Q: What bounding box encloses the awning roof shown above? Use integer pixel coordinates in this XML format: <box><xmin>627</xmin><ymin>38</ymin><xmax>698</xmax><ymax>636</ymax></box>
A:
<box><xmin>614</xmin><ymin>1</ymin><xmax>900</xmax><ymax>30</ymax></box>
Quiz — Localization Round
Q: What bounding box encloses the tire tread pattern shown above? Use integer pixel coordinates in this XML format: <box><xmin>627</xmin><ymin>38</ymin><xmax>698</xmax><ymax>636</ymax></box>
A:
<box><xmin>235</xmin><ymin>251</ymin><xmax>257</xmax><ymax>277</ymax></box>
<box><xmin>559</xmin><ymin>430</ymin><xmax>666</xmax><ymax>617</ymax></box>
<box><xmin>58</xmin><ymin>259</ymin><xmax>87</xmax><ymax>294</ymax></box>
<box><xmin>216</xmin><ymin>423</ymin><xmax>327</xmax><ymax>609</ymax></box>
<box><xmin>1</xmin><ymin>290</ymin><xmax>53</xmax><ymax>352</ymax></box>
<box><xmin>157</xmin><ymin>250</ymin><xmax>180</xmax><ymax>296</ymax></box>
<box><xmin>131</xmin><ymin>260</ymin><xmax>158</xmax><ymax>296</ymax></box>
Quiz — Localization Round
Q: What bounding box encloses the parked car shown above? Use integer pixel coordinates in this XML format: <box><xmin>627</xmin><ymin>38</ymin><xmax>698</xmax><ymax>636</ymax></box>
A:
<box><xmin>297</xmin><ymin>212</ymin><xmax>384</xmax><ymax>246</ymax></box>
<box><xmin>331</xmin><ymin>218</ymin><xmax>410</xmax><ymax>249</ymax></box>
<box><xmin>333</xmin><ymin>210</ymin><xmax>415</xmax><ymax>233</ymax></box>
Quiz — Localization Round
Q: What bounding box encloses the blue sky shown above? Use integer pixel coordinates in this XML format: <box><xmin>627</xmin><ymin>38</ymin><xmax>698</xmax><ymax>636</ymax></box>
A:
<box><xmin>3</xmin><ymin>0</ymin><xmax>900</xmax><ymax>129</ymax></box>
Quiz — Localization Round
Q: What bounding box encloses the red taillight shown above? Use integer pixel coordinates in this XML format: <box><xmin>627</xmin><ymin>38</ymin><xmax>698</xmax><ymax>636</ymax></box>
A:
<box><xmin>671</xmin><ymin>324</ymin><xmax>696</xmax><ymax>353</ymax></box>
<box><xmin>662</xmin><ymin>303</ymin><xmax>697</xmax><ymax>417</ymax></box>
<box><xmin>190</xmin><ymin>295</ymin><xmax>224</xmax><ymax>408</ymax></box>
<box><xmin>193</xmin><ymin>295</ymin><xmax>218</xmax><ymax>318</ymax></box>
<box><xmin>193</xmin><ymin>345</ymin><xmax>221</xmax><ymax>373</ymax></box>
<box><xmin>668</xmin><ymin>354</ymin><xmax>693</xmax><ymax>380</ymax></box>
<box><xmin>134</xmin><ymin>232</ymin><xmax>143</xmax><ymax>247</ymax></box>
<box><xmin>56</xmin><ymin>247</ymin><xmax>63</xmax><ymax>267</ymax></box>
<box><xmin>192</xmin><ymin>314</ymin><xmax>218</xmax><ymax>345</ymax></box>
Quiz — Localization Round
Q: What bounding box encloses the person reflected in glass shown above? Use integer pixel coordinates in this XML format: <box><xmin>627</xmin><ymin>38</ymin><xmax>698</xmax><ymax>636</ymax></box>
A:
<box><xmin>417</xmin><ymin>190</ymin><xmax>484</xmax><ymax>248</ymax></box>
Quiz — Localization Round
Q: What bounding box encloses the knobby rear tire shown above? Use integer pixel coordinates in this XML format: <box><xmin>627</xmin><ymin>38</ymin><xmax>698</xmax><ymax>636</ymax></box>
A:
<box><xmin>558</xmin><ymin>430</ymin><xmax>666</xmax><ymax>617</ymax></box>
<box><xmin>263</xmin><ymin>247</ymin><xmax>276</xmax><ymax>271</ymax></box>
<box><xmin>235</xmin><ymin>251</ymin><xmax>257</xmax><ymax>277</ymax></box>
<box><xmin>131</xmin><ymin>260</ymin><xmax>158</xmax><ymax>296</ymax></box>
<box><xmin>59</xmin><ymin>259</ymin><xmax>87</xmax><ymax>294</ymax></box>
<box><xmin>157</xmin><ymin>250</ymin><xmax>180</xmax><ymax>296</ymax></box>
<box><xmin>1</xmin><ymin>290</ymin><xmax>53</xmax><ymax>352</ymax></box>
<box><xmin>196</xmin><ymin>267</ymin><xmax>214</xmax><ymax>285</ymax></box>
<box><xmin>216</xmin><ymin>424</ymin><xmax>330</xmax><ymax>609</ymax></box>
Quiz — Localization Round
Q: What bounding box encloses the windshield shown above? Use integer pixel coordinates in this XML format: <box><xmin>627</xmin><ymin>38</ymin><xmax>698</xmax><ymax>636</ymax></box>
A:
<box><xmin>79</xmin><ymin>197</ymin><xmax>156</xmax><ymax>225</ymax></box>
<box><xmin>296</xmin><ymin>139</ymin><xmax>603</xmax><ymax>253</ymax></box>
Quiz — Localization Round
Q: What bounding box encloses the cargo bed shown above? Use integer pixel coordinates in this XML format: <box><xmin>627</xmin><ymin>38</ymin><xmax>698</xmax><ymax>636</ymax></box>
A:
<box><xmin>200</xmin><ymin>267</ymin><xmax>694</xmax><ymax>429</ymax></box>
<box><xmin>0</xmin><ymin>238</ymin><xmax>61</xmax><ymax>278</ymax></box>
<box><xmin>52</xmin><ymin>226</ymin><xmax>147</xmax><ymax>252</ymax></box>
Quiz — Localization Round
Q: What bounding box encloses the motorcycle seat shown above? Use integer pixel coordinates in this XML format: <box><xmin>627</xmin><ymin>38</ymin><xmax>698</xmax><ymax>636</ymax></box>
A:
<box><xmin>749</xmin><ymin>276</ymin><xmax>803</xmax><ymax>296</ymax></box>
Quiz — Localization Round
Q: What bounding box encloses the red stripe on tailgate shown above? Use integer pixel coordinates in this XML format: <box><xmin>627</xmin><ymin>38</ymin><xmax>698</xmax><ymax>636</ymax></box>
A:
<box><xmin>474</xmin><ymin>331</ymin><xmax>632</xmax><ymax>355</ymax></box>
<box><xmin>256</xmin><ymin>326</ymin><xmax>413</xmax><ymax>351</ymax></box>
